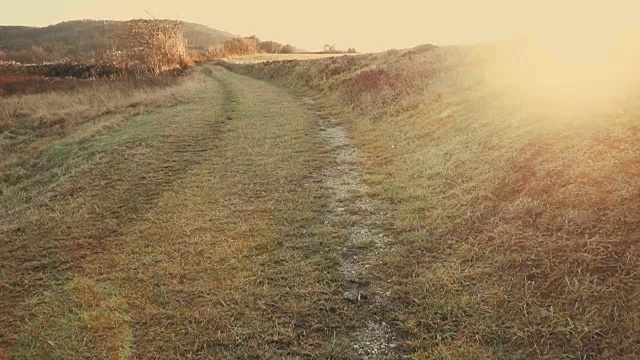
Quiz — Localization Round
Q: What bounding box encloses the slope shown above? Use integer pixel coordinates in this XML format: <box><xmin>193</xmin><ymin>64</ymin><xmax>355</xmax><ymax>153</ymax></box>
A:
<box><xmin>221</xmin><ymin>43</ymin><xmax>640</xmax><ymax>358</ymax></box>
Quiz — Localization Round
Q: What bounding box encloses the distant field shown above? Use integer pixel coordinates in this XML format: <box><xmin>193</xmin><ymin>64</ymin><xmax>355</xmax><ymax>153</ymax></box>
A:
<box><xmin>221</xmin><ymin>52</ymin><xmax>357</xmax><ymax>64</ymax></box>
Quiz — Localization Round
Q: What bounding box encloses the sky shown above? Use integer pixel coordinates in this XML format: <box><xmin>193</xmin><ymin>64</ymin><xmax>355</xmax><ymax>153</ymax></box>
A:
<box><xmin>3</xmin><ymin>0</ymin><xmax>640</xmax><ymax>52</ymax></box>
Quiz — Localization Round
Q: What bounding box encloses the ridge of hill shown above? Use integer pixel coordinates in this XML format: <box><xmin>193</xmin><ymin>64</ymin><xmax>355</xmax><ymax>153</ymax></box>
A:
<box><xmin>0</xmin><ymin>19</ymin><xmax>237</xmax><ymax>63</ymax></box>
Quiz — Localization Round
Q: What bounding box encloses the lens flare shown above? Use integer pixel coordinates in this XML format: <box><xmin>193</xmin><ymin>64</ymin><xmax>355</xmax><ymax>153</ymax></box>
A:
<box><xmin>488</xmin><ymin>27</ymin><xmax>640</xmax><ymax>115</ymax></box>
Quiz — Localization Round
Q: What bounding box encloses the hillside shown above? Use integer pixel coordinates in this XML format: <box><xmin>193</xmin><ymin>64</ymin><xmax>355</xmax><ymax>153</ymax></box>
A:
<box><xmin>0</xmin><ymin>20</ymin><xmax>236</xmax><ymax>63</ymax></box>
<box><xmin>220</xmin><ymin>44</ymin><xmax>640</xmax><ymax>358</ymax></box>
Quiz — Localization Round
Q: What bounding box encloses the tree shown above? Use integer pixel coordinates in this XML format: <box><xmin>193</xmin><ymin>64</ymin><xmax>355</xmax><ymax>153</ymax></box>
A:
<box><xmin>259</xmin><ymin>41</ymin><xmax>283</xmax><ymax>54</ymax></box>
<box><xmin>323</xmin><ymin>44</ymin><xmax>337</xmax><ymax>53</ymax></box>
<box><xmin>280</xmin><ymin>44</ymin><xmax>296</xmax><ymax>54</ymax></box>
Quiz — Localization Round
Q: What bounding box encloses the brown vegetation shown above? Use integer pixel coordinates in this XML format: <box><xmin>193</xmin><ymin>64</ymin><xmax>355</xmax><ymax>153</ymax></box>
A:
<box><xmin>0</xmin><ymin>72</ymin><xmax>201</xmax><ymax>135</ymax></box>
<box><xmin>259</xmin><ymin>41</ymin><xmax>295</xmax><ymax>54</ymax></box>
<box><xmin>103</xmin><ymin>19</ymin><xmax>192</xmax><ymax>74</ymax></box>
<box><xmin>191</xmin><ymin>36</ymin><xmax>298</xmax><ymax>61</ymax></box>
<box><xmin>1</xmin><ymin>19</ymin><xmax>300</xmax><ymax>74</ymax></box>
<box><xmin>322</xmin><ymin>44</ymin><xmax>357</xmax><ymax>54</ymax></box>
<box><xmin>0</xmin><ymin>62</ymin><xmax>122</xmax><ymax>79</ymax></box>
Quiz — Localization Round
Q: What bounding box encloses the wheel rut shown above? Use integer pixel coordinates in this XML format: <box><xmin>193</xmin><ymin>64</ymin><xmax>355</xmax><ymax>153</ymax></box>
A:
<box><xmin>303</xmin><ymin>97</ymin><xmax>399</xmax><ymax>359</ymax></box>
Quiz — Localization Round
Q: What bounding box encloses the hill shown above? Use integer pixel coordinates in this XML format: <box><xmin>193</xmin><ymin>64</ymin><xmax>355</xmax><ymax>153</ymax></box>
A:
<box><xmin>0</xmin><ymin>20</ymin><xmax>236</xmax><ymax>63</ymax></box>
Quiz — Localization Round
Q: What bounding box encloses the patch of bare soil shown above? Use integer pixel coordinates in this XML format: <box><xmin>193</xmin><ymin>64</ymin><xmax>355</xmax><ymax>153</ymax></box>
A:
<box><xmin>304</xmin><ymin>97</ymin><xmax>399</xmax><ymax>358</ymax></box>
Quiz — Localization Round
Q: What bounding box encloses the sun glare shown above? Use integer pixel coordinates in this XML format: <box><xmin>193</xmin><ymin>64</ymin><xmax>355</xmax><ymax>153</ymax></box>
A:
<box><xmin>490</xmin><ymin>27</ymin><xmax>640</xmax><ymax>113</ymax></box>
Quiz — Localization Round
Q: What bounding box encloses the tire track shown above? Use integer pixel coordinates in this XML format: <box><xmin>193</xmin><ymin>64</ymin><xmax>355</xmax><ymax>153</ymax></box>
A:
<box><xmin>303</xmin><ymin>97</ymin><xmax>399</xmax><ymax>359</ymax></box>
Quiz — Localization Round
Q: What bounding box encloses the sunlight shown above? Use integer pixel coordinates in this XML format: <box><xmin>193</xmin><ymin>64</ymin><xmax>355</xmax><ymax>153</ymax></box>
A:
<box><xmin>490</xmin><ymin>27</ymin><xmax>640</xmax><ymax>113</ymax></box>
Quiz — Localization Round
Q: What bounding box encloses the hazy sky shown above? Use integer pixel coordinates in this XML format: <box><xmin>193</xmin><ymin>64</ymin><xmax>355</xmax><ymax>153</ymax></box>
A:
<box><xmin>3</xmin><ymin>0</ymin><xmax>640</xmax><ymax>52</ymax></box>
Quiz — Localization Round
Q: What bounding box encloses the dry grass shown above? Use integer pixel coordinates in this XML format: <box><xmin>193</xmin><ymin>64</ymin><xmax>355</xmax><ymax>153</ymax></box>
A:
<box><xmin>220</xmin><ymin>52</ymin><xmax>357</xmax><ymax>64</ymax></box>
<box><xmin>2</xmin><ymin>72</ymin><xmax>208</xmax><ymax>360</ymax></box>
<box><xmin>4</xmin><ymin>42</ymin><xmax>639</xmax><ymax>358</ymax></box>
<box><xmin>1</xmin><ymin>65</ymin><xmax>358</xmax><ymax>358</ymax></box>
<box><xmin>0</xmin><ymin>72</ymin><xmax>205</xmax><ymax>220</ymax></box>
<box><xmin>13</xmin><ymin>278</ymin><xmax>131</xmax><ymax>359</ymax></box>
<box><xmin>222</xmin><ymin>44</ymin><xmax>640</xmax><ymax>358</ymax></box>
<box><xmin>0</xmin><ymin>74</ymin><xmax>200</xmax><ymax>133</ymax></box>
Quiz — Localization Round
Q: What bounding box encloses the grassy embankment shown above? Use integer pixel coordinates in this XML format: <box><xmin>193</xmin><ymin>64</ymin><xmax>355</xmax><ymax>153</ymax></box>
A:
<box><xmin>223</xmin><ymin>44</ymin><xmax>640</xmax><ymax>358</ymax></box>
<box><xmin>1</xmin><ymin>69</ymin><xmax>205</xmax><ymax>358</ymax></box>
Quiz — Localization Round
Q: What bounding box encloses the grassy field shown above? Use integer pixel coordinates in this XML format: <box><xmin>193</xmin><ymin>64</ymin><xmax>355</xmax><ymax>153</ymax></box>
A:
<box><xmin>0</xmin><ymin>65</ymin><xmax>389</xmax><ymax>359</ymax></box>
<box><xmin>2</xmin><ymin>41</ymin><xmax>639</xmax><ymax>359</ymax></box>
<box><xmin>222</xmin><ymin>44</ymin><xmax>640</xmax><ymax>358</ymax></box>
<box><xmin>221</xmin><ymin>53</ymin><xmax>357</xmax><ymax>64</ymax></box>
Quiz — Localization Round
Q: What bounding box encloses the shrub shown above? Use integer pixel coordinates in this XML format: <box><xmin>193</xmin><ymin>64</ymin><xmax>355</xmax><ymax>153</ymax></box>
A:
<box><xmin>259</xmin><ymin>41</ymin><xmax>283</xmax><ymax>54</ymax></box>
<box><xmin>280</xmin><ymin>44</ymin><xmax>296</xmax><ymax>54</ymax></box>
<box><xmin>259</xmin><ymin>41</ymin><xmax>297</xmax><ymax>54</ymax></box>
<box><xmin>0</xmin><ymin>46</ymin><xmax>52</xmax><ymax>64</ymax></box>
<box><xmin>223</xmin><ymin>36</ymin><xmax>260</xmax><ymax>56</ymax></box>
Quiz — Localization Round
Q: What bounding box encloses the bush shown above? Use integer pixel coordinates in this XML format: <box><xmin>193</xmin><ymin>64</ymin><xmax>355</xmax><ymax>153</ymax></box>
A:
<box><xmin>104</xmin><ymin>19</ymin><xmax>191</xmax><ymax>74</ymax></box>
<box><xmin>280</xmin><ymin>44</ymin><xmax>296</xmax><ymax>54</ymax></box>
<box><xmin>259</xmin><ymin>41</ymin><xmax>283</xmax><ymax>54</ymax></box>
<box><xmin>194</xmin><ymin>36</ymin><xmax>262</xmax><ymax>60</ymax></box>
<box><xmin>0</xmin><ymin>46</ymin><xmax>53</xmax><ymax>64</ymax></box>
<box><xmin>259</xmin><ymin>41</ymin><xmax>297</xmax><ymax>54</ymax></box>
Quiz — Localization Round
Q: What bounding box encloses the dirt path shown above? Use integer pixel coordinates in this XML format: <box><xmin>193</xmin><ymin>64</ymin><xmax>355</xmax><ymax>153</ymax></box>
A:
<box><xmin>2</xmin><ymin>66</ymin><xmax>399</xmax><ymax>359</ymax></box>
<box><xmin>303</xmin><ymin>97</ymin><xmax>399</xmax><ymax>359</ymax></box>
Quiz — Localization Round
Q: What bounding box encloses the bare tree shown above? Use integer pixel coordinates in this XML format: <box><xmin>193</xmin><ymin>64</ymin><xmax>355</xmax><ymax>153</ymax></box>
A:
<box><xmin>108</xmin><ymin>19</ymin><xmax>191</xmax><ymax>74</ymax></box>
